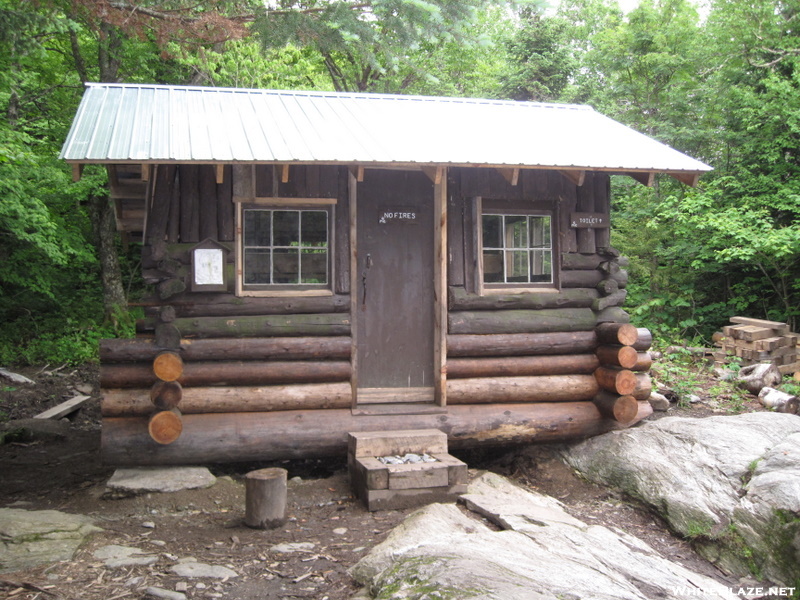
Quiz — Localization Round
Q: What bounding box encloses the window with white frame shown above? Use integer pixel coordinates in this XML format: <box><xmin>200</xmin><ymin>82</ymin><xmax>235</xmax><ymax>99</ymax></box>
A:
<box><xmin>240</xmin><ymin>207</ymin><xmax>330</xmax><ymax>291</ymax></box>
<box><xmin>481</xmin><ymin>212</ymin><xmax>553</xmax><ymax>286</ymax></box>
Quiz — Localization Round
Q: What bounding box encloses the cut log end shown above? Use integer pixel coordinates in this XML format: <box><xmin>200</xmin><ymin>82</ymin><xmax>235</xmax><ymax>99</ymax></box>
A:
<box><xmin>596</xmin><ymin>322</ymin><xmax>639</xmax><ymax>346</ymax></box>
<box><xmin>153</xmin><ymin>351</ymin><xmax>184</xmax><ymax>382</ymax></box>
<box><xmin>594</xmin><ymin>367</ymin><xmax>637</xmax><ymax>396</ymax></box>
<box><xmin>593</xmin><ymin>392</ymin><xmax>639</xmax><ymax>425</ymax></box>
<box><xmin>148</xmin><ymin>408</ymin><xmax>183</xmax><ymax>445</ymax></box>
<box><xmin>150</xmin><ymin>380</ymin><xmax>183</xmax><ymax>410</ymax></box>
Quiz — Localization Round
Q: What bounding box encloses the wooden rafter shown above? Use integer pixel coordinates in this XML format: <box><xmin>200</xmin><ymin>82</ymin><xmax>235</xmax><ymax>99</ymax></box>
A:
<box><xmin>559</xmin><ymin>170</ymin><xmax>586</xmax><ymax>186</ymax></box>
<box><xmin>497</xmin><ymin>168</ymin><xmax>519</xmax><ymax>186</ymax></box>
<box><xmin>422</xmin><ymin>166</ymin><xmax>444</xmax><ymax>185</ymax></box>
<box><xmin>627</xmin><ymin>171</ymin><xmax>655</xmax><ymax>187</ymax></box>
<box><xmin>349</xmin><ymin>165</ymin><xmax>365</xmax><ymax>182</ymax></box>
<box><xmin>669</xmin><ymin>172</ymin><xmax>701</xmax><ymax>187</ymax></box>
<box><xmin>280</xmin><ymin>164</ymin><xmax>290</xmax><ymax>183</ymax></box>
<box><xmin>215</xmin><ymin>164</ymin><xmax>225</xmax><ymax>184</ymax></box>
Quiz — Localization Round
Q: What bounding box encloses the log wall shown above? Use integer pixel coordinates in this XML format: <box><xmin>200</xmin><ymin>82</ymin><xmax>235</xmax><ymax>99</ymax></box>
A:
<box><xmin>102</xmin><ymin>164</ymin><xmax>645</xmax><ymax>463</ymax></box>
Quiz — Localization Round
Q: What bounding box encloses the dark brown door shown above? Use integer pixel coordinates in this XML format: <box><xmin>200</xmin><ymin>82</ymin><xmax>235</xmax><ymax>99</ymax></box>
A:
<box><xmin>356</xmin><ymin>170</ymin><xmax>435</xmax><ymax>404</ymax></box>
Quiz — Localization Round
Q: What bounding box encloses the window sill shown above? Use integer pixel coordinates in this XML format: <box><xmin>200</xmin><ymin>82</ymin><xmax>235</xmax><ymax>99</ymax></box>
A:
<box><xmin>237</xmin><ymin>289</ymin><xmax>333</xmax><ymax>298</ymax></box>
<box><xmin>481</xmin><ymin>287</ymin><xmax>560</xmax><ymax>296</ymax></box>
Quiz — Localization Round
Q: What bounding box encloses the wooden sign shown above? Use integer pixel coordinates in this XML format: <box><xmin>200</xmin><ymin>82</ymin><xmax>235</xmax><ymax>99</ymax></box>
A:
<box><xmin>378</xmin><ymin>208</ymin><xmax>418</xmax><ymax>225</ymax></box>
<box><xmin>570</xmin><ymin>212</ymin><xmax>608</xmax><ymax>228</ymax></box>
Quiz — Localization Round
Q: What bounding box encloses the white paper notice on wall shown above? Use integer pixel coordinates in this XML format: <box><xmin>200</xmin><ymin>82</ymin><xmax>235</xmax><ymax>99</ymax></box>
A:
<box><xmin>194</xmin><ymin>248</ymin><xmax>224</xmax><ymax>285</ymax></box>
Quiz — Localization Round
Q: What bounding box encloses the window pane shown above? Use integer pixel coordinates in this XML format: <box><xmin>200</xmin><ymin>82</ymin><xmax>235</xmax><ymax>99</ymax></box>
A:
<box><xmin>530</xmin><ymin>250</ymin><xmax>552</xmax><ymax>282</ymax></box>
<box><xmin>272</xmin><ymin>248</ymin><xmax>299</xmax><ymax>283</ymax></box>
<box><xmin>244</xmin><ymin>249</ymin><xmax>271</xmax><ymax>284</ymax></box>
<box><xmin>301</xmin><ymin>250</ymin><xmax>327</xmax><ymax>284</ymax></box>
<box><xmin>529</xmin><ymin>216</ymin><xmax>551</xmax><ymax>248</ymax></box>
<box><xmin>505</xmin><ymin>250</ymin><xmax>529</xmax><ymax>282</ymax></box>
<box><xmin>482</xmin><ymin>215</ymin><xmax>502</xmax><ymax>248</ymax></box>
<box><xmin>505</xmin><ymin>216</ymin><xmax>528</xmax><ymax>249</ymax></box>
<box><xmin>302</xmin><ymin>211</ymin><xmax>328</xmax><ymax>247</ymax></box>
<box><xmin>483</xmin><ymin>250</ymin><xmax>503</xmax><ymax>283</ymax></box>
<box><xmin>244</xmin><ymin>210</ymin><xmax>271</xmax><ymax>247</ymax></box>
<box><xmin>273</xmin><ymin>211</ymin><xmax>299</xmax><ymax>246</ymax></box>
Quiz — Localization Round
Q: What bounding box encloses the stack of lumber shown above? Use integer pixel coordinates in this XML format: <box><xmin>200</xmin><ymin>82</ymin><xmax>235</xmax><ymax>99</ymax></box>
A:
<box><xmin>714</xmin><ymin>317</ymin><xmax>800</xmax><ymax>375</ymax></box>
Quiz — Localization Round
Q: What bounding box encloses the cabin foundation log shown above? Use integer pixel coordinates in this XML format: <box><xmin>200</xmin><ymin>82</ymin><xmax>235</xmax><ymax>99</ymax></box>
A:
<box><xmin>102</xmin><ymin>382</ymin><xmax>352</xmax><ymax>417</ymax></box>
<box><xmin>101</xmin><ymin>360</ymin><xmax>351</xmax><ymax>388</ymax></box>
<box><xmin>447</xmin><ymin>375</ymin><xmax>599</xmax><ymax>404</ymax></box>
<box><xmin>100</xmin><ymin>336</ymin><xmax>352</xmax><ymax>362</ymax></box>
<box><xmin>593</xmin><ymin>391</ymin><xmax>639</xmax><ymax>425</ymax></box>
<box><xmin>101</xmin><ymin>401</ymin><xmax>648</xmax><ymax>465</ymax></box>
<box><xmin>446</xmin><ymin>354</ymin><xmax>599</xmax><ymax>378</ymax></box>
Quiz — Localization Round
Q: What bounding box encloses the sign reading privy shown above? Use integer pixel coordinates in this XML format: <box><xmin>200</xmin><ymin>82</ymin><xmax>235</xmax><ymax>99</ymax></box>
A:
<box><xmin>379</xmin><ymin>208</ymin><xmax>418</xmax><ymax>225</ymax></box>
<box><xmin>570</xmin><ymin>212</ymin><xmax>609</xmax><ymax>228</ymax></box>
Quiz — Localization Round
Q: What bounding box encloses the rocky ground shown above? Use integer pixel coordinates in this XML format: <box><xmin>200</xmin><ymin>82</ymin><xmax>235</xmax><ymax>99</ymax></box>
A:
<box><xmin>0</xmin><ymin>361</ymin><xmax>771</xmax><ymax>600</ymax></box>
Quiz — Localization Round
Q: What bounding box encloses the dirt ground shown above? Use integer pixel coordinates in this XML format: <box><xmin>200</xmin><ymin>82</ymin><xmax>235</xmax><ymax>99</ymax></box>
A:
<box><xmin>0</xmin><ymin>363</ymin><xmax>765</xmax><ymax>600</ymax></box>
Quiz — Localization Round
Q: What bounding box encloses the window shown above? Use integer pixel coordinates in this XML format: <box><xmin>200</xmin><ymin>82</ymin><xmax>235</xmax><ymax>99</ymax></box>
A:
<box><xmin>240</xmin><ymin>207</ymin><xmax>330</xmax><ymax>291</ymax></box>
<box><xmin>482</xmin><ymin>212</ymin><xmax>553</xmax><ymax>286</ymax></box>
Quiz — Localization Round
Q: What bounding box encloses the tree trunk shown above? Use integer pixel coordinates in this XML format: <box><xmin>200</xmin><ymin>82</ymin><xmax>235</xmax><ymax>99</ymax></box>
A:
<box><xmin>89</xmin><ymin>193</ymin><xmax>127</xmax><ymax>320</ymax></box>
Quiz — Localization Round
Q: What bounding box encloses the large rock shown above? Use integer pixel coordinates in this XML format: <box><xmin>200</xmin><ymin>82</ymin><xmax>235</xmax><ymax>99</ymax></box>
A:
<box><xmin>0</xmin><ymin>508</ymin><xmax>101</xmax><ymax>573</ymax></box>
<box><xmin>350</xmin><ymin>472</ymin><xmax>735</xmax><ymax>600</ymax></box>
<box><xmin>562</xmin><ymin>412</ymin><xmax>800</xmax><ymax>585</ymax></box>
<box><xmin>106</xmin><ymin>467</ymin><xmax>216</xmax><ymax>494</ymax></box>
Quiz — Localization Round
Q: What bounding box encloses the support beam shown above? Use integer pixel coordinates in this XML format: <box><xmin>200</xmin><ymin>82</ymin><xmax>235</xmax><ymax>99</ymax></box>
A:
<box><xmin>141</xmin><ymin>164</ymin><xmax>151</xmax><ymax>182</ymax></box>
<box><xmin>71</xmin><ymin>163</ymin><xmax>83</xmax><ymax>182</ymax></box>
<box><xmin>627</xmin><ymin>171</ymin><xmax>655</xmax><ymax>187</ymax></box>
<box><xmin>669</xmin><ymin>171</ymin><xmax>701</xmax><ymax>187</ymax></box>
<box><xmin>215</xmin><ymin>164</ymin><xmax>225</xmax><ymax>184</ymax></box>
<box><xmin>497</xmin><ymin>168</ymin><xmax>520</xmax><ymax>186</ymax></box>
<box><xmin>422</xmin><ymin>166</ymin><xmax>444</xmax><ymax>185</ymax></box>
<box><xmin>349</xmin><ymin>165</ymin><xmax>365</xmax><ymax>182</ymax></box>
<box><xmin>280</xmin><ymin>164</ymin><xmax>290</xmax><ymax>183</ymax></box>
<box><xmin>559</xmin><ymin>170</ymin><xmax>586</xmax><ymax>186</ymax></box>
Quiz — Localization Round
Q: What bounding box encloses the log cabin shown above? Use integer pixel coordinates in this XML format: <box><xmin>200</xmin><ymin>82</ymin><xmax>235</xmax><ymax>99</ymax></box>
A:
<box><xmin>60</xmin><ymin>83</ymin><xmax>711</xmax><ymax>465</ymax></box>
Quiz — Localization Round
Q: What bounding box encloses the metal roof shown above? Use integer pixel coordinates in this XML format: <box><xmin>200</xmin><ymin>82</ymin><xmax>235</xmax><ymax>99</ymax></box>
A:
<box><xmin>60</xmin><ymin>83</ymin><xmax>711</xmax><ymax>174</ymax></box>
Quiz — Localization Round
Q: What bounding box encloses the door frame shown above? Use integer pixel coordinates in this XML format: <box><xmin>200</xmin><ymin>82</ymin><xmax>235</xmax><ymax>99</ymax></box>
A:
<box><xmin>348</xmin><ymin>166</ymin><xmax>448</xmax><ymax>408</ymax></box>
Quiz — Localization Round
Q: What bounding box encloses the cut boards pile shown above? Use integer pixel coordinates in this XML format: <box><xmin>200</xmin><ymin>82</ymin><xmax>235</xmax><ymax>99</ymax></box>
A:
<box><xmin>714</xmin><ymin>316</ymin><xmax>800</xmax><ymax>375</ymax></box>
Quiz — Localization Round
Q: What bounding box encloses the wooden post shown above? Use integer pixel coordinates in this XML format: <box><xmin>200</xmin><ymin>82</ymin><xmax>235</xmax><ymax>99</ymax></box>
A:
<box><xmin>245</xmin><ymin>468</ymin><xmax>288</xmax><ymax>529</ymax></box>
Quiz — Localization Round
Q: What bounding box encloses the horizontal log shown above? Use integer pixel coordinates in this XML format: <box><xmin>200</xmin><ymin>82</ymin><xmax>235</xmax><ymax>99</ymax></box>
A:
<box><xmin>101</xmin><ymin>360</ymin><xmax>351</xmax><ymax>388</ymax></box>
<box><xmin>447</xmin><ymin>331</ymin><xmax>598</xmax><ymax>358</ymax></box>
<box><xmin>101</xmin><ymin>401</ymin><xmax>649</xmax><ymax>465</ymax></box>
<box><xmin>139</xmin><ymin>293</ymin><xmax>350</xmax><ymax>317</ymax></box>
<box><xmin>561</xmin><ymin>253</ymin><xmax>605</xmax><ymax>270</ymax></box>
<box><xmin>633</xmin><ymin>328</ymin><xmax>653</xmax><ymax>351</ymax></box>
<box><xmin>595</xmin><ymin>307</ymin><xmax>631</xmax><ymax>324</ymax></box>
<box><xmin>137</xmin><ymin>313</ymin><xmax>350</xmax><ymax>338</ymax></box>
<box><xmin>597</xmin><ymin>278</ymin><xmax>619</xmax><ymax>296</ymax></box>
<box><xmin>448</xmin><ymin>308</ymin><xmax>596</xmax><ymax>336</ymax></box>
<box><xmin>448</xmin><ymin>287</ymin><xmax>598</xmax><ymax>311</ymax></box>
<box><xmin>633</xmin><ymin>352</ymin><xmax>653</xmax><ymax>372</ymax></box>
<box><xmin>594</xmin><ymin>366</ymin><xmax>637</xmax><ymax>395</ymax></box>
<box><xmin>447</xmin><ymin>375</ymin><xmax>599</xmax><ymax>404</ymax></box>
<box><xmin>593</xmin><ymin>391</ymin><xmax>639</xmax><ymax>425</ymax></box>
<box><xmin>592</xmin><ymin>289</ymin><xmax>627</xmax><ymax>312</ymax></box>
<box><xmin>561</xmin><ymin>270</ymin><xmax>604</xmax><ymax>289</ymax></box>
<box><xmin>632</xmin><ymin>372</ymin><xmax>653</xmax><ymax>400</ymax></box>
<box><xmin>100</xmin><ymin>336</ymin><xmax>352</xmax><ymax>363</ymax></box>
<box><xmin>596</xmin><ymin>323</ymin><xmax>639</xmax><ymax>346</ymax></box>
<box><xmin>102</xmin><ymin>382</ymin><xmax>353</xmax><ymax>417</ymax></box>
<box><xmin>596</xmin><ymin>345</ymin><xmax>638</xmax><ymax>369</ymax></box>
<box><xmin>446</xmin><ymin>354</ymin><xmax>599</xmax><ymax>379</ymax></box>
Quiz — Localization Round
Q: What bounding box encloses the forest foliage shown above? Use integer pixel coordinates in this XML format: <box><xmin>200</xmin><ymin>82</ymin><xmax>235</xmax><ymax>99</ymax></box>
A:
<box><xmin>1</xmin><ymin>0</ymin><xmax>799</xmax><ymax>364</ymax></box>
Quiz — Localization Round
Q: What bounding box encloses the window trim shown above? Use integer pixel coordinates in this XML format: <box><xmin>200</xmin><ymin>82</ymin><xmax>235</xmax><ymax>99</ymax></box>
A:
<box><xmin>235</xmin><ymin>200</ymin><xmax>335</xmax><ymax>298</ymax></box>
<box><xmin>478</xmin><ymin>198</ymin><xmax>559</xmax><ymax>295</ymax></box>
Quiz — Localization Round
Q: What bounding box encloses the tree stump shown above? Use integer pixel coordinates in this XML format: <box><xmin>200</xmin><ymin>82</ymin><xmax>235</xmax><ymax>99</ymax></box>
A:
<box><xmin>245</xmin><ymin>468</ymin><xmax>287</xmax><ymax>529</ymax></box>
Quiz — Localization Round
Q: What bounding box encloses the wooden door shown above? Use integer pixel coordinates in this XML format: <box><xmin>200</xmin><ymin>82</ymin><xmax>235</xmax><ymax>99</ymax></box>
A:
<box><xmin>356</xmin><ymin>170</ymin><xmax>435</xmax><ymax>404</ymax></box>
